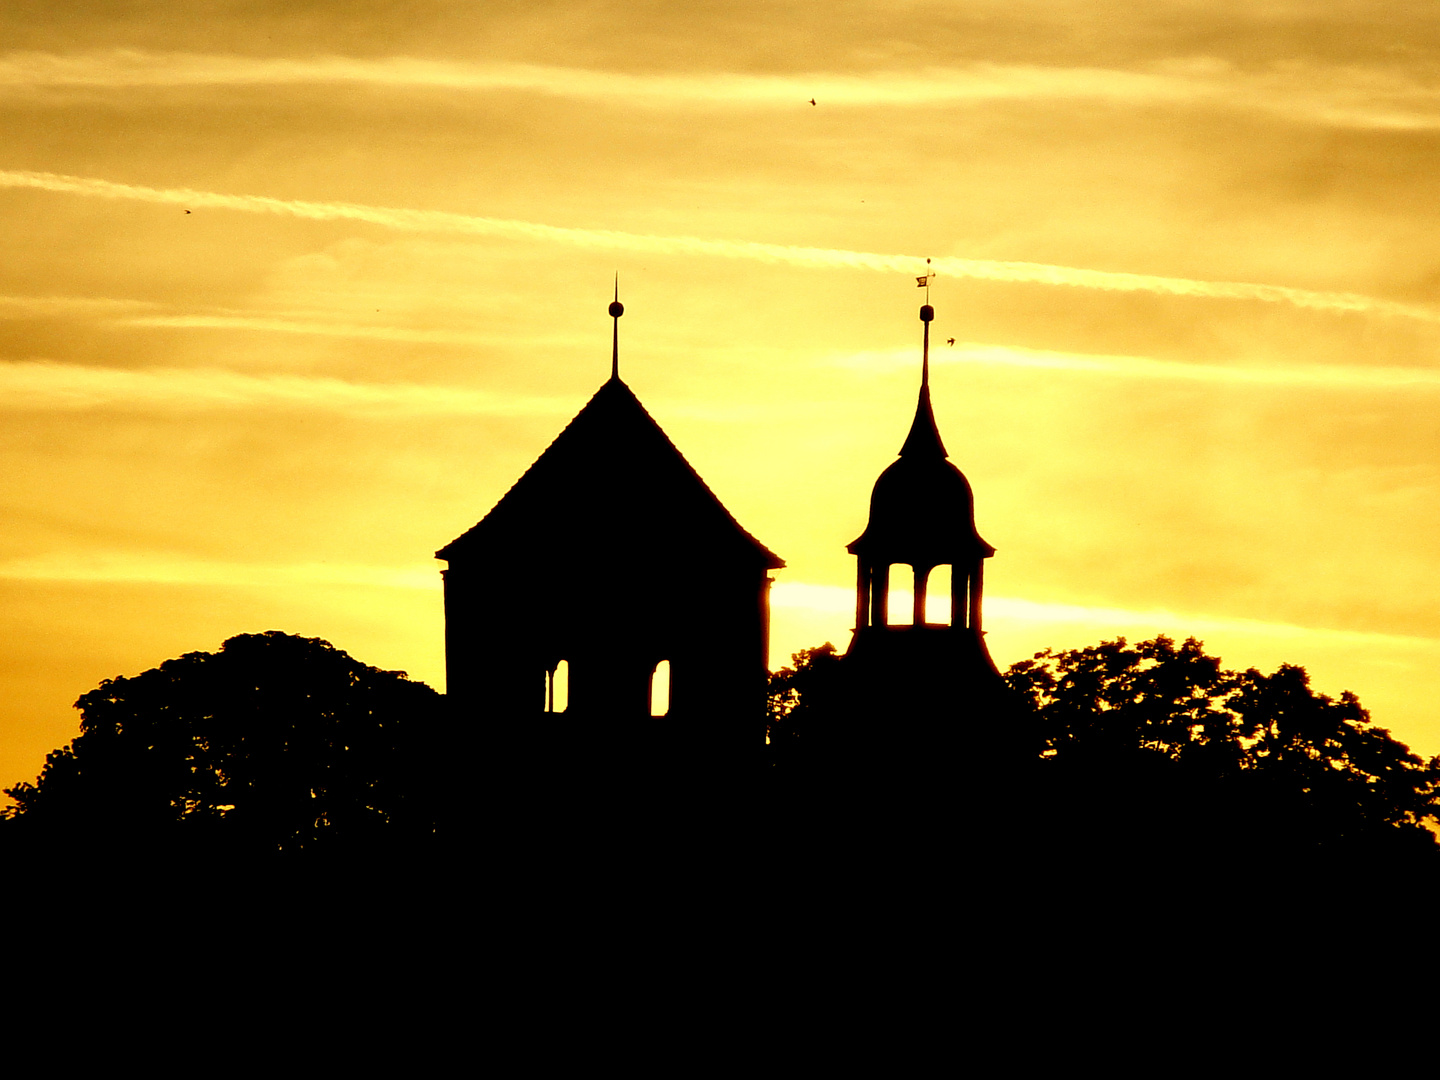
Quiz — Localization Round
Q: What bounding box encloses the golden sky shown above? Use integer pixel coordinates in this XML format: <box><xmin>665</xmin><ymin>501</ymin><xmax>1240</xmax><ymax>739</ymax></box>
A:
<box><xmin>5</xmin><ymin>1</ymin><xmax>1440</xmax><ymax>794</ymax></box>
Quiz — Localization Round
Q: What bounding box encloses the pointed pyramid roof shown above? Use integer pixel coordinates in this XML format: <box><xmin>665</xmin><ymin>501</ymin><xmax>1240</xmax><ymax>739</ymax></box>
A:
<box><xmin>437</xmin><ymin>376</ymin><xmax>784</xmax><ymax>570</ymax></box>
<box><xmin>898</xmin><ymin>382</ymin><xmax>948</xmax><ymax>459</ymax></box>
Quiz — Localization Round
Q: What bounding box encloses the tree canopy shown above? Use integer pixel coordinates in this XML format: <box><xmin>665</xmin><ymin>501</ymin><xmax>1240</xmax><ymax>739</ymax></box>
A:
<box><xmin>766</xmin><ymin>642</ymin><xmax>843</xmax><ymax>773</ymax></box>
<box><xmin>1006</xmin><ymin>636</ymin><xmax>1440</xmax><ymax>861</ymax></box>
<box><xmin>766</xmin><ymin>634</ymin><xmax>1440</xmax><ymax>869</ymax></box>
<box><xmin>3</xmin><ymin>632</ymin><xmax>449</xmax><ymax>854</ymax></box>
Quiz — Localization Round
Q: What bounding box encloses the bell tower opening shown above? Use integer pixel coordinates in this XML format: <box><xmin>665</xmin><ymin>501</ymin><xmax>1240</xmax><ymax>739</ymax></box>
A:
<box><xmin>650</xmin><ymin>659</ymin><xmax>671</xmax><ymax>717</ymax></box>
<box><xmin>545</xmin><ymin>659</ymin><xmax>569</xmax><ymax>713</ymax></box>
<box><xmin>924</xmin><ymin>564</ymin><xmax>952</xmax><ymax>625</ymax></box>
<box><xmin>887</xmin><ymin>563</ymin><xmax>914</xmax><ymax>626</ymax></box>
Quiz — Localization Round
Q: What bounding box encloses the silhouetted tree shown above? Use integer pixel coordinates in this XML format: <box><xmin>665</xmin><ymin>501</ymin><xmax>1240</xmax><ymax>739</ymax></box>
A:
<box><xmin>766</xmin><ymin>643</ymin><xmax>843</xmax><ymax>772</ymax></box>
<box><xmin>764</xmin><ymin>633</ymin><xmax>1440</xmax><ymax>872</ymax></box>
<box><xmin>1006</xmin><ymin>636</ymin><xmax>1440</xmax><ymax>865</ymax></box>
<box><xmin>3</xmin><ymin>632</ymin><xmax>449</xmax><ymax>855</ymax></box>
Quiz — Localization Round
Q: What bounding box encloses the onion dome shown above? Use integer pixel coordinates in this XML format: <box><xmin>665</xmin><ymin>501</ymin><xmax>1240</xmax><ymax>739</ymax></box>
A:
<box><xmin>847</xmin><ymin>305</ymin><xmax>994</xmax><ymax>567</ymax></box>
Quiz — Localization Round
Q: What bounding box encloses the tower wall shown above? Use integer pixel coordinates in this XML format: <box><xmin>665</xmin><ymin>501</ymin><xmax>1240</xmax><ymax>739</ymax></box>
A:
<box><xmin>442</xmin><ymin>556</ymin><xmax>773</xmax><ymax>781</ymax></box>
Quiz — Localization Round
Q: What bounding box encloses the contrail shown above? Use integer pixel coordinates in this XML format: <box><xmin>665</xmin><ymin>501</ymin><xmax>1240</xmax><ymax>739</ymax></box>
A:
<box><xmin>0</xmin><ymin>551</ymin><xmax>440</xmax><ymax>590</ymax></box>
<box><xmin>0</xmin><ymin>293</ymin><xmax>161</xmax><ymax>317</ymax></box>
<box><xmin>2</xmin><ymin>167</ymin><xmax>1434</xmax><ymax>322</ymax></box>
<box><xmin>0</xmin><ymin>359</ymin><xmax>576</xmax><ymax>417</ymax></box>
<box><xmin>840</xmin><ymin>342</ymin><xmax>1440</xmax><ymax>392</ymax></box>
<box><xmin>122</xmin><ymin>313</ymin><xmax>499</xmax><ymax>347</ymax></box>
<box><xmin>7</xmin><ymin>51</ymin><xmax>1440</xmax><ymax>132</ymax></box>
<box><xmin>0</xmin><ymin>359</ymin><xmax>786</xmax><ymax>421</ymax></box>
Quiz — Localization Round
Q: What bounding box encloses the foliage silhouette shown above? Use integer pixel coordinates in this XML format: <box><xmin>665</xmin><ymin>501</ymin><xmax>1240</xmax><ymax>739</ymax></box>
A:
<box><xmin>766</xmin><ymin>633</ymin><xmax>1440</xmax><ymax>870</ymax></box>
<box><xmin>1007</xmin><ymin>635</ymin><xmax>1440</xmax><ymax>864</ymax></box>
<box><xmin>765</xmin><ymin>643</ymin><xmax>843</xmax><ymax>772</ymax></box>
<box><xmin>3</xmin><ymin>632</ymin><xmax>449</xmax><ymax>855</ymax></box>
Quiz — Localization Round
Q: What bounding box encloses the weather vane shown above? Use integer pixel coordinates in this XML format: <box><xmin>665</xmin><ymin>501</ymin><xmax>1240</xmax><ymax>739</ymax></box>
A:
<box><xmin>916</xmin><ymin>257</ymin><xmax>935</xmax><ymax>303</ymax></box>
<box><xmin>917</xmin><ymin>258</ymin><xmax>935</xmax><ymax>389</ymax></box>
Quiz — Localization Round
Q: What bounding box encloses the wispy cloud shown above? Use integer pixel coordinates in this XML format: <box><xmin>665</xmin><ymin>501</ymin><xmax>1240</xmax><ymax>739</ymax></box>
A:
<box><xmin>0</xmin><ymin>293</ymin><xmax>161</xmax><ymax>318</ymax></box>
<box><xmin>769</xmin><ymin>582</ymin><xmax>1440</xmax><ymax>654</ymax></box>
<box><xmin>0</xmin><ymin>51</ymin><xmax>1160</xmax><ymax>98</ymax></box>
<box><xmin>0</xmin><ymin>551</ymin><xmax>440</xmax><ymax>590</ymax></box>
<box><xmin>0</xmin><ymin>297</ymin><xmax>584</xmax><ymax>349</ymax></box>
<box><xmin>0</xmin><ymin>360</ymin><xmax>574</xmax><ymax>417</ymax></box>
<box><xmin>119</xmin><ymin>313</ymin><xmax>499</xmax><ymax>347</ymax></box>
<box><xmin>5</xmin><ymin>50</ymin><xmax>1440</xmax><ymax>132</ymax></box>
<box><xmin>0</xmin><ymin>51</ymin><xmax>1187</xmax><ymax>107</ymax></box>
<box><xmin>838</xmin><ymin>341</ymin><xmax>1440</xmax><ymax>391</ymax></box>
<box><xmin>0</xmin><ymin>360</ymin><xmax>797</xmax><ymax>422</ymax></box>
<box><xmin>3</xmin><ymin>168</ymin><xmax>1433</xmax><ymax>323</ymax></box>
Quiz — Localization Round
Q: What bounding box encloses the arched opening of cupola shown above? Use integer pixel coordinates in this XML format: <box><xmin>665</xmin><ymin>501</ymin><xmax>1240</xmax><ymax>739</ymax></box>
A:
<box><xmin>885</xmin><ymin>564</ymin><xmax>914</xmax><ymax>626</ymax></box>
<box><xmin>650</xmin><ymin>659</ymin><xmax>671</xmax><ymax>717</ymax></box>
<box><xmin>545</xmin><ymin>659</ymin><xmax>569</xmax><ymax>713</ymax></box>
<box><xmin>925</xmin><ymin>564</ymin><xmax>952</xmax><ymax>625</ymax></box>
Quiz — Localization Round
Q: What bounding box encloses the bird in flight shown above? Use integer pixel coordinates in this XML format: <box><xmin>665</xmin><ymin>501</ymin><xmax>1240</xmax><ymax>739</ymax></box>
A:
<box><xmin>184</xmin><ymin>209</ymin><xmax>191</xmax><ymax>214</ymax></box>
<box><xmin>947</xmin><ymin>338</ymin><xmax>956</xmax><ymax>346</ymax></box>
<box><xmin>809</xmin><ymin>98</ymin><xmax>816</xmax><ymax>106</ymax></box>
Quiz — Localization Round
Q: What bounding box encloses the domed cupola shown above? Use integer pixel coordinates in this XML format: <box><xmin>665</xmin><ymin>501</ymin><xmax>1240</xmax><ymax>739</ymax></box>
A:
<box><xmin>849</xmin><ymin>364</ymin><xmax>994</xmax><ymax>568</ymax></box>
<box><xmin>846</xmin><ymin>302</ymin><xmax>995</xmax><ymax>637</ymax></box>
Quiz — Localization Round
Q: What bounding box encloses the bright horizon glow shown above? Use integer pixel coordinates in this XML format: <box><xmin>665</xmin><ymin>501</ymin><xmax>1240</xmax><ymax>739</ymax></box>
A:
<box><xmin>12</xmin><ymin>550</ymin><xmax>1432</xmax><ymax>664</ymax></box>
<box><xmin>768</xmin><ymin>581</ymin><xmax>1440</xmax><ymax>655</ymax></box>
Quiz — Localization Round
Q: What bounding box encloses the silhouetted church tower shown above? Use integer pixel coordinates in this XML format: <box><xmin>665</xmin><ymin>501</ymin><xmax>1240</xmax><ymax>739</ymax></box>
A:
<box><xmin>845</xmin><ymin>301</ymin><xmax>1009</xmax><ymax>722</ymax></box>
<box><xmin>437</xmin><ymin>294</ymin><xmax>783</xmax><ymax>775</ymax></box>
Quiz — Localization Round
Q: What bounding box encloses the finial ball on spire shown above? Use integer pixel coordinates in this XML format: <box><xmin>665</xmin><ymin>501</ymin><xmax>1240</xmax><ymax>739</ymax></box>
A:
<box><xmin>919</xmin><ymin>304</ymin><xmax>934</xmax><ymax>322</ymax></box>
<box><xmin>609</xmin><ymin>300</ymin><xmax>624</xmax><ymax>318</ymax></box>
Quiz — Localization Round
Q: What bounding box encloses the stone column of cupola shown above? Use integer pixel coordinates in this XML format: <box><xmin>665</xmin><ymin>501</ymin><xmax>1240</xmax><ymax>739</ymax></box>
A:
<box><xmin>872</xmin><ymin>562</ymin><xmax>890</xmax><ymax>627</ymax></box>
<box><xmin>913</xmin><ymin>564</ymin><xmax>928</xmax><ymax>626</ymax></box>
<box><xmin>856</xmin><ymin>560</ymin><xmax>872</xmax><ymax>630</ymax></box>
<box><xmin>952</xmin><ymin>563</ymin><xmax>968</xmax><ymax>630</ymax></box>
<box><xmin>969</xmin><ymin>558</ymin><xmax>984</xmax><ymax>631</ymax></box>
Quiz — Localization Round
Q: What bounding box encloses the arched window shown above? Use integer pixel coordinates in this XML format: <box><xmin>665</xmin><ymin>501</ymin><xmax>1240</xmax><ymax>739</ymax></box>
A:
<box><xmin>925</xmin><ymin>564</ymin><xmax>952</xmax><ymax>625</ymax></box>
<box><xmin>650</xmin><ymin>660</ymin><xmax>671</xmax><ymax>717</ymax></box>
<box><xmin>887</xmin><ymin>564</ymin><xmax>914</xmax><ymax>626</ymax></box>
<box><xmin>545</xmin><ymin>659</ymin><xmax>569</xmax><ymax>714</ymax></box>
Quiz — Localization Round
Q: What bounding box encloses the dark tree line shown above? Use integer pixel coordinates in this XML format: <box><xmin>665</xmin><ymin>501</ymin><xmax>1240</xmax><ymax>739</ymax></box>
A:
<box><xmin>1009</xmin><ymin>636</ymin><xmax>1440</xmax><ymax>859</ymax></box>
<box><xmin>2</xmin><ymin>632</ymin><xmax>452</xmax><ymax>857</ymax></box>
<box><xmin>8</xmin><ymin>628</ymin><xmax>1438</xmax><ymax>874</ymax></box>
<box><xmin>768</xmin><ymin>635</ymin><xmax>1440</xmax><ymax>871</ymax></box>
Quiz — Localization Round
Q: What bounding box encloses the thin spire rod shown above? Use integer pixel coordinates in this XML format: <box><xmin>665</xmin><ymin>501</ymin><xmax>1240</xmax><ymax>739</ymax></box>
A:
<box><xmin>609</xmin><ymin>275</ymin><xmax>623</xmax><ymax>381</ymax></box>
<box><xmin>917</xmin><ymin>257</ymin><xmax>934</xmax><ymax>391</ymax></box>
<box><xmin>920</xmin><ymin>305</ymin><xmax>934</xmax><ymax>393</ymax></box>
<box><xmin>922</xmin><ymin>309</ymin><xmax>930</xmax><ymax>389</ymax></box>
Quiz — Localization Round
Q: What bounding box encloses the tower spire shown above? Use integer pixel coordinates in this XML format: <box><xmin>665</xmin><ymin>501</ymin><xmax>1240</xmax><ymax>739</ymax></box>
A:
<box><xmin>609</xmin><ymin>276</ymin><xmax>624</xmax><ymax>382</ymax></box>
<box><xmin>916</xmin><ymin>257</ymin><xmax>934</xmax><ymax>390</ymax></box>
<box><xmin>899</xmin><ymin>297</ymin><xmax>948</xmax><ymax>458</ymax></box>
<box><xmin>922</xmin><ymin>300</ymin><xmax>931</xmax><ymax>391</ymax></box>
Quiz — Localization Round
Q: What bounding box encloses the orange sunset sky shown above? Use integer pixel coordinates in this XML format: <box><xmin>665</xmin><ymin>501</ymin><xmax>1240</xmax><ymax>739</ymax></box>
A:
<box><xmin>4</xmin><ymin>1</ymin><xmax>1440</xmax><ymax>796</ymax></box>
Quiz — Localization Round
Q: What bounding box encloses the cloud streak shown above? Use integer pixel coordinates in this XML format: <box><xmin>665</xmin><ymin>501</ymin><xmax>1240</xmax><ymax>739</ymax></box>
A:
<box><xmin>0</xmin><ymin>50</ymin><xmax>1188</xmax><ymax>107</ymax></box>
<box><xmin>0</xmin><ymin>551</ymin><xmax>440</xmax><ymax>590</ymax></box>
<box><xmin>6</xmin><ymin>50</ymin><xmax>1440</xmax><ymax>132</ymax></box>
<box><xmin>0</xmin><ymin>359</ymin><xmax>782</xmax><ymax>422</ymax></box>
<box><xmin>839</xmin><ymin>342</ymin><xmax>1440</xmax><ymax>392</ymax></box>
<box><xmin>120</xmin><ymin>313</ymin><xmax>498</xmax><ymax>347</ymax></box>
<box><xmin>0</xmin><ymin>360</ymin><xmax>574</xmax><ymax>417</ymax></box>
<box><xmin>3</xmin><ymin>168</ymin><xmax>1434</xmax><ymax>323</ymax></box>
<box><xmin>0</xmin><ymin>293</ymin><xmax>161</xmax><ymax>318</ymax></box>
